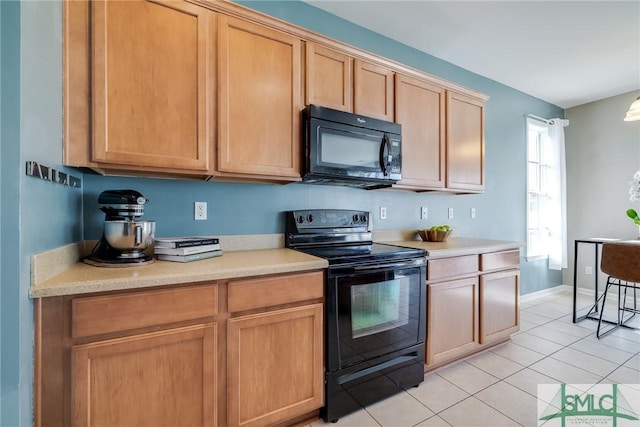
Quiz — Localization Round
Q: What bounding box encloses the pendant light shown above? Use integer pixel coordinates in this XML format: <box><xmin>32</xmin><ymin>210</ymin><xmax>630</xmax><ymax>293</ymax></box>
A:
<box><xmin>624</xmin><ymin>96</ymin><xmax>640</xmax><ymax>121</ymax></box>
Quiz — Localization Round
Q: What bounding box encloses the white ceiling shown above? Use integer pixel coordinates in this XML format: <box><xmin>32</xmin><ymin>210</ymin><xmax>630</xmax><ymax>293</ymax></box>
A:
<box><xmin>304</xmin><ymin>0</ymin><xmax>640</xmax><ymax>109</ymax></box>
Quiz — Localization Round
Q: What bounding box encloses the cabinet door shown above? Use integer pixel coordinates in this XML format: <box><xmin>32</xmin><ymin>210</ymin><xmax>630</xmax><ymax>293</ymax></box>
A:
<box><xmin>395</xmin><ymin>74</ymin><xmax>446</xmax><ymax>189</ymax></box>
<box><xmin>354</xmin><ymin>59</ymin><xmax>394</xmax><ymax>121</ymax></box>
<box><xmin>72</xmin><ymin>324</ymin><xmax>217</xmax><ymax>427</ymax></box>
<box><xmin>227</xmin><ymin>304</ymin><xmax>323</xmax><ymax>427</ymax></box>
<box><xmin>480</xmin><ymin>269</ymin><xmax>520</xmax><ymax>345</ymax></box>
<box><xmin>91</xmin><ymin>0</ymin><xmax>214</xmax><ymax>172</ymax></box>
<box><xmin>218</xmin><ymin>15</ymin><xmax>302</xmax><ymax>179</ymax></box>
<box><xmin>446</xmin><ymin>91</ymin><xmax>485</xmax><ymax>192</ymax></box>
<box><xmin>306</xmin><ymin>43</ymin><xmax>353</xmax><ymax>112</ymax></box>
<box><xmin>427</xmin><ymin>277</ymin><xmax>480</xmax><ymax>367</ymax></box>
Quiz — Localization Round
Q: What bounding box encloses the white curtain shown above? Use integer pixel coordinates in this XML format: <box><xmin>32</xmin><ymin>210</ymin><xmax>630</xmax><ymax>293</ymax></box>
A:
<box><xmin>544</xmin><ymin>118</ymin><xmax>569</xmax><ymax>270</ymax></box>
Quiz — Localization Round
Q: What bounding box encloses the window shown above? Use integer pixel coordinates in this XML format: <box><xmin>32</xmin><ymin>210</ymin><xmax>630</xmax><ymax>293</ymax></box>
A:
<box><xmin>526</xmin><ymin>118</ymin><xmax>550</xmax><ymax>260</ymax></box>
<box><xmin>526</xmin><ymin>116</ymin><xmax>568</xmax><ymax>267</ymax></box>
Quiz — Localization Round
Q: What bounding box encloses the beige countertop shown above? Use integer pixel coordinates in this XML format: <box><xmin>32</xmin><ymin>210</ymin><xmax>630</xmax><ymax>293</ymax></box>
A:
<box><xmin>379</xmin><ymin>237</ymin><xmax>523</xmax><ymax>259</ymax></box>
<box><xmin>30</xmin><ymin>248</ymin><xmax>327</xmax><ymax>298</ymax></box>
<box><xmin>30</xmin><ymin>234</ymin><xmax>522</xmax><ymax>298</ymax></box>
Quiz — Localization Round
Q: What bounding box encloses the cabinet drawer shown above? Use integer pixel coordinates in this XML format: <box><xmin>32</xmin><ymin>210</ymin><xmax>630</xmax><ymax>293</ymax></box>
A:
<box><xmin>228</xmin><ymin>271</ymin><xmax>324</xmax><ymax>313</ymax></box>
<box><xmin>72</xmin><ymin>284</ymin><xmax>217</xmax><ymax>338</ymax></box>
<box><xmin>480</xmin><ymin>250</ymin><xmax>520</xmax><ymax>271</ymax></box>
<box><xmin>428</xmin><ymin>255</ymin><xmax>478</xmax><ymax>281</ymax></box>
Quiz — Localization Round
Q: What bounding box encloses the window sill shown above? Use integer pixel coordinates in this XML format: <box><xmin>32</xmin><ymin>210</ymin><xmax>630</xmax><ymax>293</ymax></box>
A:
<box><xmin>525</xmin><ymin>254</ymin><xmax>548</xmax><ymax>262</ymax></box>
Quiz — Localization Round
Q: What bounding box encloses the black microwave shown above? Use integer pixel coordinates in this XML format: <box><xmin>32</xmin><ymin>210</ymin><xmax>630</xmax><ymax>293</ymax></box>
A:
<box><xmin>302</xmin><ymin>105</ymin><xmax>402</xmax><ymax>189</ymax></box>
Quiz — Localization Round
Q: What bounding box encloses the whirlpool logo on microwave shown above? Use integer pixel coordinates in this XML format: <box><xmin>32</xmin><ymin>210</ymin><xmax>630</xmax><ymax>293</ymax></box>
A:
<box><xmin>537</xmin><ymin>384</ymin><xmax>640</xmax><ymax>427</ymax></box>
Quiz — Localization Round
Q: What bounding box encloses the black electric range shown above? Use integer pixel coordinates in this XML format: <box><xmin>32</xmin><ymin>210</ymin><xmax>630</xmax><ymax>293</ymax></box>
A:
<box><xmin>285</xmin><ymin>209</ymin><xmax>427</xmax><ymax>423</ymax></box>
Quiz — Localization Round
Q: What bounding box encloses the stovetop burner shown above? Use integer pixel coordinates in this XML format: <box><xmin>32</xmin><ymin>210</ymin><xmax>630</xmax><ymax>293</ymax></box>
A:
<box><xmin>285</xmin><ymin>209</ymin><xmax>424</xmax><ymax>265</ymax></box>
<box><xmin>294</xmin><ymin>242</ymin><xmax>424</xmax><ymax>266</ymax></box>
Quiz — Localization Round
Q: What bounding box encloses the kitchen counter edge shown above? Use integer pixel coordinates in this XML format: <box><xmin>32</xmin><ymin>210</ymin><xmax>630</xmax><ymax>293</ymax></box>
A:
<box><xmin>380</xmin><ymin>237</ymin><xmax>524</xmax><ymax>258</ymax></box>
<box><xmin>30</xmin><ymin>247</ymin><xmax>328</xmax><ymax>299</ymax></box>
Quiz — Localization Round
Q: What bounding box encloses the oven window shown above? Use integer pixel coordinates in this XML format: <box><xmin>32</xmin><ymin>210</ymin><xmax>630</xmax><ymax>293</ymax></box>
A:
<box><xmin>319</xmin><ymin>128</ymin><xmax>381</xmax><ymax>169</ymax></box>
<box><xmin>350</xmin><ymin>278</ymin><xmax>409</xmax><ymax>339</ymax></box>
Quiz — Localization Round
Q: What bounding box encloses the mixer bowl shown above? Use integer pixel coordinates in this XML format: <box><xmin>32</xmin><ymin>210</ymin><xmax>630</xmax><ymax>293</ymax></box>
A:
<box><xmin>104</xmin><ymin>220</ymin><xmax>156</xmax><ymax>252</ymax></box>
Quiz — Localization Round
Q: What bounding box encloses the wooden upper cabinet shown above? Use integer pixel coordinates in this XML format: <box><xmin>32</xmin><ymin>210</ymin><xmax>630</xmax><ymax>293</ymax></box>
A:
<box><xmin>394</xmin><ymin>74</ymin><xmax>446</xmax><ymax>190</ymax></box>
<box><xmin>65</xmin><ymin>0</ymin><xmax>488</xmax><ymax>185</ymax></box>
<box><xmin>354</xmin><ymin>59</ymin><xmax>394</xmax><ymax>121</ymax></box>
<box><xmin>217</xmin><ymin>15</ymin><xmax>302</xmax><ymax>180</ymax></box>
<box><xmin>305</xmin><ymin>43</ymin><xmax>353</xmax><ymax>112</ymax></box>
<box><xmin>90</xmin><ymin>0</ymin><xmax>214</xmax><ymax>172</ymax></box>
<box><xmin>446</xmin><ymin>91</ymin><xmax>485</xmax><ymax>192</ymax></box>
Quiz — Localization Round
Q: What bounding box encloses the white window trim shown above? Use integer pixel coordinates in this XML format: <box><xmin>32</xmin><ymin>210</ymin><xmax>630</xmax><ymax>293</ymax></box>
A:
<box><xmin>526</xmin><ymin>117</ymin><xmax>549</xmax><ymax>261</ymax></box>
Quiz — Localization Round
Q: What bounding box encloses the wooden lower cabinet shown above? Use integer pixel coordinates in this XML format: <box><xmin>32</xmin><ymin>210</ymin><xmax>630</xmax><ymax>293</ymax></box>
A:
<box><xmin>35</xmin><ymin>272</ymin><xmax>324</xmax><ymax>427</ymax></box>
<box><xmin>425</xmin><ymin>249</ymin><xmax>520</xmax><ymax>370</ymax></box>
<box><xmin>480</xmin><ymin>269</ymin><xmax>520</xmax><ymax>345</ymax></box>
<box><xmin>426</xmin><ymin>277</ymin><xmax>480</xmax><ymax>366</ymax></box>
<box><xmin>71</xmin><ymin>324</ymin><xmax>217</xmax><ymax>427</ymax></box>
<box><xmin>226</xmin><ymin>304</ymin><xmax>324</xmax><ymax>427</ymax></box>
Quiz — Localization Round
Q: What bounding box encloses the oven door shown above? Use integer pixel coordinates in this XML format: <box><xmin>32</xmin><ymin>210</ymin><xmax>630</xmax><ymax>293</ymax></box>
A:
<box><xmin>326</xmin><ymin>258</ymin><xmax>426</xmax><ymax>372</ymax></box>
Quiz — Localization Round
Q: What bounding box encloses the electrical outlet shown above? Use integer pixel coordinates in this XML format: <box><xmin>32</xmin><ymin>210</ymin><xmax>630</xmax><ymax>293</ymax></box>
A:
<box><xmin>585</xmin><ymin>266</ymin><xmax>593</xmax><ymax>275</ymax></box>
<box><xmin>380</xmin><ymin>206</ymin><xmax>387</xmax><ymax>220</ymax></box>
<box><xmin>194</xmin><ymin>201</ymin><xmax>207</xmax><ymax>220</ymax></box>
<box><xmin>448</xmin><ymin>207</ymin><xmax>454</xmax><ymax>219</ymax></box>
<box><xmin>421</xmin><ymin>206</ymin><xmax>428</xmax><ymax>220</ymax></box>
<box><xmin>471</xmin><ymin>207</ymin><xmax>476</xmax><ymax>219</ymax></box>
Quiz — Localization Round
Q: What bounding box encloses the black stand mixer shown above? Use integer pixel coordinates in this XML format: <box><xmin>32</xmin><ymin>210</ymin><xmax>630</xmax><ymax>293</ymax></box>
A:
<box><xmin>84</xmin><ymin>189</ymin><xmax>156</xmax><ymax>267</ymax></box>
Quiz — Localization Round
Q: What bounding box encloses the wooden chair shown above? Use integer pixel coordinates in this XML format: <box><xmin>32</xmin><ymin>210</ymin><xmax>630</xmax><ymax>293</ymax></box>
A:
<box><xmin>596</xmin><ymin>241</ymin><xmax>640</xmax><ymax>338</ymax></box>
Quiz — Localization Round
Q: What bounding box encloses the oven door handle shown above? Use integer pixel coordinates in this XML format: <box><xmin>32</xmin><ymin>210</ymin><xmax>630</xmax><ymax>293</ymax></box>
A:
<box><xmin>351</xmin><ymin>259</ymin><xmax>425</xmax><ymax>272</ymax></box>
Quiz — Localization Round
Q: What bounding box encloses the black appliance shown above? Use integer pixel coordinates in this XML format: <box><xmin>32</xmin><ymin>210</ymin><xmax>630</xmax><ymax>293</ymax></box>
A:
<box><xmin>302</xmin><ymin>105</ymin><xmax>402</xmax><ymax>189</ymax></box>
<box><xmin>285</xmin><ymin>209</ymin><xmax>426</xmax><ymax>422</ymax></box>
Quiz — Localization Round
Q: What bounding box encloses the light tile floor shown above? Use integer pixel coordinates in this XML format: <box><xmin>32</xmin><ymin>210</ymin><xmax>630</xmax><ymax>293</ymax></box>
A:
<box><xmin>310</xmin><ymin>288</ymin><xmax>640</xmax><ymax>427</ymax></box>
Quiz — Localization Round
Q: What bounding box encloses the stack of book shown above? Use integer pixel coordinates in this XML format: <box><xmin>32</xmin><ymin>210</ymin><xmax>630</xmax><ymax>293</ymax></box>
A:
<box><xmin>154</xmin><ymin>236</ymin><xmax>222</xmax><ymax>262</ymax></box>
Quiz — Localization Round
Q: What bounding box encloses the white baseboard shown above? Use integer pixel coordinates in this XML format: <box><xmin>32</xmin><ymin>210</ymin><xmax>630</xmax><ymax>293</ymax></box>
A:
<box><xmin>520</xmin><ymin>285</ymin><xmax>569</xmax><ymax>303</ymax></box>
<box><xmin>521</xmin><ymin>283</ymin><xmax>640</xmax><ymax>304</ymax></box>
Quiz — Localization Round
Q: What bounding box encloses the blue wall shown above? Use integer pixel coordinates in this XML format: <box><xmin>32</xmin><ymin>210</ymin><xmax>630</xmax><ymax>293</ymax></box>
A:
<box><xmin>2</xmin><ymin>1</ymin><xmax>83</xmax><ymax>425</ymax></box>
<box><xmin>1</xmin><ymin>2</ymin><xmax>23</xmax><ymax>423</ymax></box>
<box><xmin>83</xmin><ymin>1</ymin><xmax>563</xmax><ymax>295</ymax></box>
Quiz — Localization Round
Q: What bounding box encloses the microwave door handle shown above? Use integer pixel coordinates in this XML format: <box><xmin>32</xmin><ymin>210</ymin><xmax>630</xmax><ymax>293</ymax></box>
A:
<box><xmin>379</xmin><ymin>134</ymin><xmax>391</xmax><ymax>176</ymax></box>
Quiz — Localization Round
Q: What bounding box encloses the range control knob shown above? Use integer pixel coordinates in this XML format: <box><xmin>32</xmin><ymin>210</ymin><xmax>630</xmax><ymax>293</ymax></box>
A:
<box><xmin>296</xmin><ymin>215</ymin><xmax>305</xmax><ymax>224</ymax></box>
<box><xmin>352</xmin><ymin>214</ymin><xmax>359</xmax><ymax>223</ymax></box>
<box><xmin>360</xmin><ymin>214</ymin><xmax>367</xmax><ymax>223</ymax></box>
<box><xmin>306</xmin><ymin>214</ymin><xmax>314</xmax><ymax>223</ymax></box>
